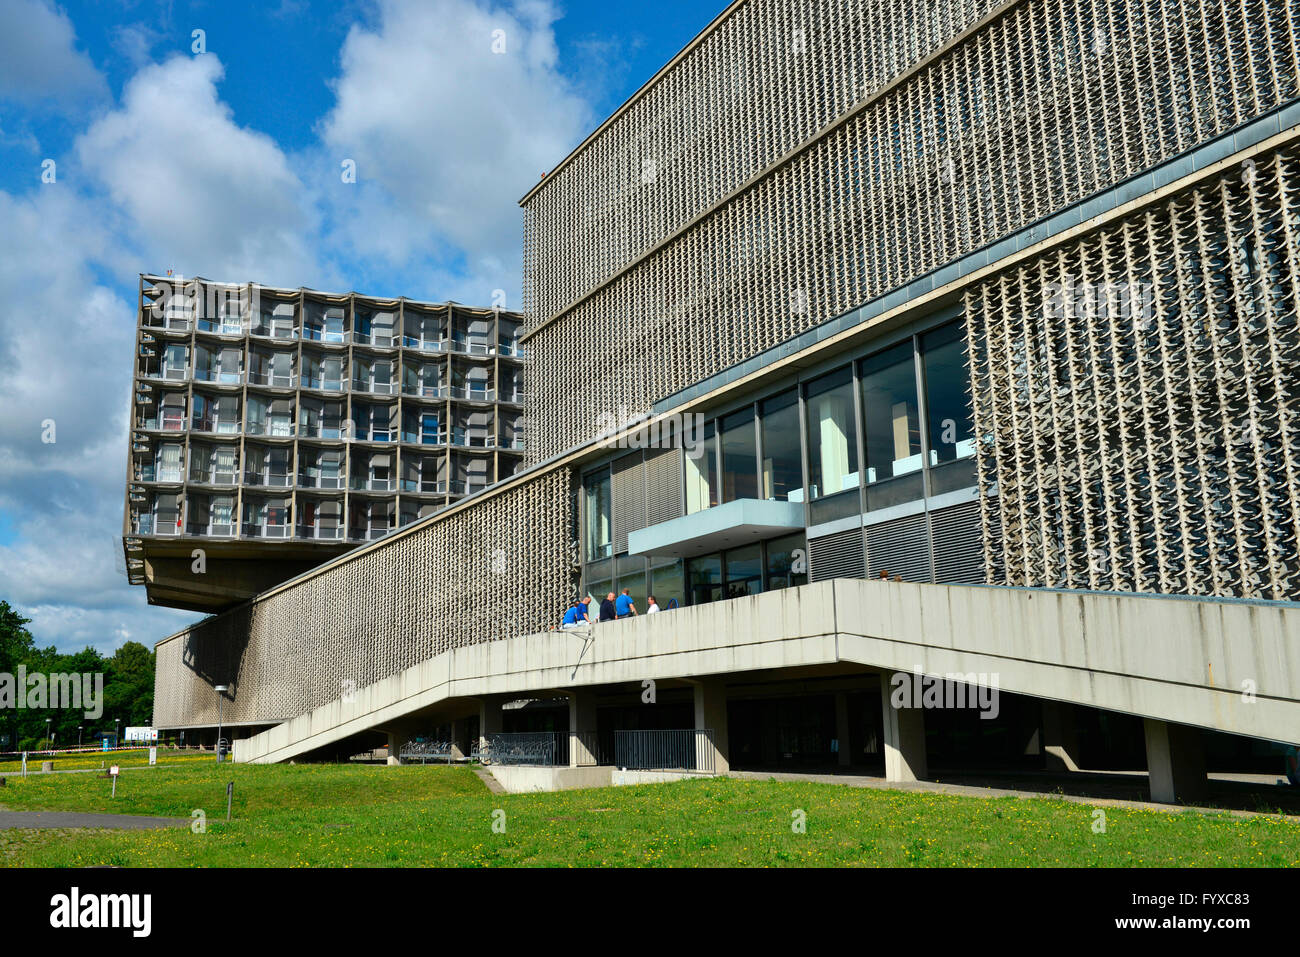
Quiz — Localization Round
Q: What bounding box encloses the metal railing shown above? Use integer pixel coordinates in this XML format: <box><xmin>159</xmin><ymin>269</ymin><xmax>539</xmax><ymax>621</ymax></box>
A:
<box><xmin>614</xmin><ymin>730</ymin><xmax>715</xmax><ymax>773</ymax></box>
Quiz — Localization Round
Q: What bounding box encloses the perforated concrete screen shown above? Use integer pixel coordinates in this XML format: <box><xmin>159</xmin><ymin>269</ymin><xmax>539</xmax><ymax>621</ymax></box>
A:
<box><xmin>521</xmin><ymin>0</ymin><xmax>1300</xmax><ymax>463</ymax></box>
<box><xmin>154</xmin><ymin>468</ymin><xmax>574</xmax><ymax>727</ymax></box>
<box><xmin>966</xmin><ymin>143</ymin><xmax>1300</xmax><ymax>601</ymax></box>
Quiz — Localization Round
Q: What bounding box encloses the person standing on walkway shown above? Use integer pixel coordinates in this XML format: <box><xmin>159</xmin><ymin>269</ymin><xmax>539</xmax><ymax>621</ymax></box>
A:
<box><xmin>616</xmin><ymin>587</ymin><xmax>638</xmax><ymax>619</ymax></box>
<box><xmin>646</xmin><ymin>595</ymin><xmax>660</xmax><ymax>615</ymax></box>
<box><xmin>599</xmin><ymin>592</ymin><xmax>617</xmax><ymax>622</ymax></box>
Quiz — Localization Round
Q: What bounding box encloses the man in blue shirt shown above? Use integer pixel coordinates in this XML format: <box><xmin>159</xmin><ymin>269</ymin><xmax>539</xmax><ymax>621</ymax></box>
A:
<box><xmin>561</xmin><ymin>598</ymin><xmax>589</xmax><ymax>630</ymax></box>
<box><xmin>615</xmin><ymin>588</ymin><xmax>638</xmax><ymax>619</ymax></box>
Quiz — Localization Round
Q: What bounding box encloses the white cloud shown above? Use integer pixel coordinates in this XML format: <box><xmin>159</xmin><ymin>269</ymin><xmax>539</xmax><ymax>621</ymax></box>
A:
<box><xmin>76</xmin><ymin>52</ymin><xmax>327</xmax><ymax>289</ymax></box>
<box><xmin>318</xmin><ymin>0</ymin><xmax>593</xmax><ymax>301</ymax></box>
<box><xmin>0</xmin><ymin>0</ymin><xmax>107</xmax><ymax>109</ymax></box>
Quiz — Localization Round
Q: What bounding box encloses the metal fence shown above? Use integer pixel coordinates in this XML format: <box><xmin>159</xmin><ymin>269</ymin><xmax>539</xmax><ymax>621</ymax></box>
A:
<box><xmin>614</xmin><ymin>730</ymin><xmax>715</xmax><ymax>774</ymax></box>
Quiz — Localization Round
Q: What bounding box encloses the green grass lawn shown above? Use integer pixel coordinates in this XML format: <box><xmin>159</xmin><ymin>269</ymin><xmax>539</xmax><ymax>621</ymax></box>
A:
<box><xmin>1</xmin><ymin>761</ymin><xmax>1297</xmax><ymax>867</ymax></box>
<box><xmin>0</xmin><ymin>750</ymin><xmax>213</xmax><ymax>774</ymax></box>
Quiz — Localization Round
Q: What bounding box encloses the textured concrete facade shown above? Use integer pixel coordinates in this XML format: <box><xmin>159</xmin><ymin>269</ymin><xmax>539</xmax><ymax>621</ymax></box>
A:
<box><xmin>967</xmin><ymin>142</ymin><xmax>1300</xmax><ymax>601</ymax></box>
<box><xmin>521</xmin><ymin>0</ymin><xmax>1300</xmax><ymax>463</ymax></box>
<box><xmin>154</xmin><ymin>467</ymin><xmax>573</xmax><ymax>728</ymax></box>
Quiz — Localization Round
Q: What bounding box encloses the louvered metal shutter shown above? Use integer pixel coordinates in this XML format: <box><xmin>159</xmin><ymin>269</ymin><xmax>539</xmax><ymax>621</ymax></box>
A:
<box><xmin>644</xmin><ymin>446</ymin><xmax>684</xmax><ymax>527</ymax></box>
<box><xmin>808</xmin><ymin>528</ymin><xmax>866</xmax><ymax>581</ymax></box>
<box><xmin>866</xmin><ymin>512</ymin><xmax>932</xmax><ymax>583</ymax></box>
<box><xmin>611</xmin><ymin>452</ymin><xmax>646</xmax><ymax>554</ymax></box>
<box><xmin>929</xmin><ymin>501</ymin><xmax>984</xmax><ymax>584</ymax></box>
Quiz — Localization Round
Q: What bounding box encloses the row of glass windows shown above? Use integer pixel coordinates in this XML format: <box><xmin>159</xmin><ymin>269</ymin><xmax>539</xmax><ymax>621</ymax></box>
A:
<box><xmin>582</xmin><ymin>533</ymin><xmax>809</xmax><ymax>611</ymax></box>
<box><xmin>583</xmin><ymin>321</ymin><xmax>975</xmax><ymax>561</ymax></box>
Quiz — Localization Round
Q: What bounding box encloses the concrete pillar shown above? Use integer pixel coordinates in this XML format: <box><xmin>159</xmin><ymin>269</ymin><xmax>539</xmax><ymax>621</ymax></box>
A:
<box><xmin>1042</xmin><ymin>700</ymin><xmax>1081</xmax><ymax>772</ymax></box>
<box><xmin>449</xmin><ymin>718</ymin><xmax>466</xmax><ymax>761</ymax></box>
<box><xmin>569</xmin><ymin>691</ymin><xmax>598</xmax><ymax>767</ymax></box>
<box><xmin>693</xmin><ymin>679</ymin><xmax>729</xmax><ymax>774</ymax></box>
<box><xmin>1143</xmin><ymin>718</ymin><xmax>1207</xmax><ymax>804</ymax></box>
<box><xmin>880</xmin><ymin>673</ymin><xmax>926</xmax><ymax>782</ymax></box>
<box><xmin>834</xmin><ymin>692</ymin><xmax>852</xmax><ymax>768</ymax></box>
<box><xmin>478</xmin><ymin>695</ymin><xmax>505</xmax><ymax>754</ymax></box>
<box><xmin>385</xmin><ymin>725</ymin><xmax>404</xmax><ymax>766</ymax></box>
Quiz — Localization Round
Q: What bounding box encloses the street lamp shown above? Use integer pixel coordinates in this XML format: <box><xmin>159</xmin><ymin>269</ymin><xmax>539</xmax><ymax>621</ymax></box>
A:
<box><xmin>114</xmin><ymin>718</ymin><xmax>120</xmax><ymax>749</ymax></box>
<box><xmin>214</xmin><ymin>685</ymin><xmax>229</xmax><ymax>763</ymax></box>
<box><xmin>45</xmin><ymin>718</ymin><xmax>51</xmax><ymax>751</ymax></box>
<box><xmin>78</xmin><ymin>726</ymin><xmax>83</xmax><ymax>748</ymax></box>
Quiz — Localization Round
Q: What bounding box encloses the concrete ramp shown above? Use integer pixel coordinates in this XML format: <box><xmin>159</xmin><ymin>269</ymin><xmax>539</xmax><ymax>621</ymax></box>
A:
<box><xmin>234</xmin><ymin>579</ymin><xmax>1300</xmax><ymax>764</ymax></box>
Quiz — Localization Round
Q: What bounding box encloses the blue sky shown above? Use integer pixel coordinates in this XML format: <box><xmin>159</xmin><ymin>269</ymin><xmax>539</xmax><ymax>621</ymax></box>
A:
<box><xmin>0</xmin><ymin>0</ymin><xmax>723</xmax><ymax>653</ymax></box>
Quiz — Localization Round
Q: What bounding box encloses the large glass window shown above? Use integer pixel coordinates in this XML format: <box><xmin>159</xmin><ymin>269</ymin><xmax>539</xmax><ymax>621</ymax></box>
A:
<box><xmin>921</xmin><ymin>322</ymin><xmax>977</xmax><ymax>495</ymax></box>
<box><xmin>760</xmin><ymin>390</ymin><xmax>803</xmax><ymax>502</ymax></box>
<box><xmin>725</xmin><ymin>545</ymin><xmax>763</xmax><ymax>598</ymax></box>
<box><xmin>861</xmin><ymin>341</ymin><xmax>925</xmax><ymax>507</ymax></box>
<box><xmin>765</xmin><ymin>533</ymin><xmax>809</xmax><ymax>590</ymax></box>
<box><xmin>649</xmin><ymin>559</ymin><xmax>684</xmax><ymax>610</ymax></box>
<box><xmin>584</xmin><ymin>471</ymin><xmax>612</xmax><ymax>560</ymax></box>
<box><xmin>685</xmin><ymin>420</ymin><xmax>718</xmax><ymax>513</ymax></box>
<box><xmin>720</xmin><ymin>408</ymin><xmax>757</xmax><ymax>502</ymax></box>
<box><xmin>687</xmin><ymin>554</ymin><xmax>723</xmax><ymax>605</ymax></box>
<box><xmin>805</xmin><ymin>368</ymin><xmax>859</xmax><ymax>500</ymax></box>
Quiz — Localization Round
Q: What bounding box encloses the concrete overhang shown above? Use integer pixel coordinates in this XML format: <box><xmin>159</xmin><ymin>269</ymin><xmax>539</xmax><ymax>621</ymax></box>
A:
<box><xmin>627</xmin><ymin>498</ymin><xmax>805</xmax><ymax>559</ymax></box>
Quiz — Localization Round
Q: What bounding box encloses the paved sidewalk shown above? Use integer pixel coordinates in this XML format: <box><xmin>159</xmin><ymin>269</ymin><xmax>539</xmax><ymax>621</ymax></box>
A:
<box><xmin>0</xmin><ymin>811</ymin><xmax>191</xmax><ymax>830</ymax></box>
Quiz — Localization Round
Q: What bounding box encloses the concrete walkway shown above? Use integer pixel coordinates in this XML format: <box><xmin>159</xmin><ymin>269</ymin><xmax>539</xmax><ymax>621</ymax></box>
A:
<box><xmin>0</xmin><ymin>811</ymin><xmax>192</xmax><ymax>830</ymax></box>
<box><xmin>727</xmin><ymin>769</ymin><xmax>1300</xmax><ymax>821</ymax></box>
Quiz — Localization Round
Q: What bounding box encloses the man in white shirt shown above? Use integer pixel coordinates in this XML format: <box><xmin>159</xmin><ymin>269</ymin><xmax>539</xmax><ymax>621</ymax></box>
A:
<box><xmin>646</xmin><ymin>595</ymin><xmax>661</xmax><ymax>614</ymax></box>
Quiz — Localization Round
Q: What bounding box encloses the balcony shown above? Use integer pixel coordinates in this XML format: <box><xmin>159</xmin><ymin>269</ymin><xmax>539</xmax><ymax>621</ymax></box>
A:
<box><xmin>302</xmin><ymin>375</ymin><xmax>346</xmax><ymax>392</ymax></box>
<box><xmin>142</xmin><ymin>366</ymin><xmax>189</xmax><ymax>382</ymax></box>
<box><xmin>452</xmin><ymin>430</ymin><xmax>494</xmax><ymax>448</ymax></box>
<box><xmin>296</xmin><ymin>525</ymin><xmax>344</xmax><ymax>541</ymax></box>
<box><xmin>400</xmin><ymin>479</ymin><xmax>446</xmax><ymax>494</ymax></box>
<box><xmin>186</xmin><ymin>522</ymin><xmax>237</xmax><ymax>538</ymax></box>
<box><xmin>401</xmin><ymin>336</ymin><xmax>447</xmax><ymax>352</ymax></box>
<box><xmin>191</xmin><ymin>418</ymin><xmax>241</xmax><ymax>436</ymax></box>
<box><xmin>499</xmin><ymin>391</ymin><xmax>526</xmax><ymax>405</ymax></box>
<box><xmin>354</xmin><ymin>428</ymin><xmax>394</xmax><ymax>443</ymax></box>
<box><xmin>449</xmin><ymin>386</ymin><xmax>494</xmax><ymax>402</ymax></box>
<box><xmin>143</xmin><ymin>414</ymin><xmax>188</xmax><ymax>433</ymax></box>
<box><xmin>246</xmin><ymin>371</ymin><xmax>296</xmax><ymax>389</ymax></box>
<box><xmin>193</xmin><ymin>368</ymin><xmax>244</xmax><ymax>385</ymax></box>
<box><xmin>352</xmin><ymin>379</ymin><xmax>397</xmax><ymax>396</ymax></box>
<box><xmin>303</xmin><ymin>325</ymin><xmax>346</xmax><ymax>344</ymax></box>
<box><xmin>242</xmin><ymin>523</ymin><xmax>292</xmax><ymax>539</ymax></box>
<box><xmin>497</xmin><ymin>342</ymin><xmax>526</xmax><ymax>359</ymax></box>
<box><xmin>349</xmin><ymin>476</ymin><xmax>396</xmax><ymax>492</ymax></box>
<box><xmin>451</xmin><ymin>339</ymin><xmax>494</xmax><ymax>356</ymax></box>
<box><xmin>188</xmin><ymin>470</ymin><xmax>239</xmax><ymax>486</ymax></box>
<box><xmin>400</xmin><ymin>430</ymin><xmax>447</xmax><ymax>447</ymax></box>
<box><xmin>297</xmin><ymin>473</ymin><xmax>345</xmax><ymax>490</ymax></box>
<box><xmin>245</xmin><ymin>420</ymin><xmax>296</xmax><ymax>438</ymax></box>
<box><xmin>244</xmin><ymin>471</ymin><xmax>293</xmax><ymax>489</ymax></box>
<box><xmin>352</xmin><ymin>331</ymin><xmax>397</xmax><ymax>347</ymax></box>
<box><xmin>349</xmin><ymin>526</ymin><xmax>392</xmax><ymax>542</ymax></box>
<box><xmin>196</xmin><ymin>318</ymin><xmax>245</xmax><ymax>336</ymax></box>
<box><xmin>136</xmin><ymin>516</ymin><xmax>182</xmax><ymax>536</ymax></box>
<box><xmin>401</xmin><ymin>383</ymin><xmax>447</xmax><ymax>398</ymax></box>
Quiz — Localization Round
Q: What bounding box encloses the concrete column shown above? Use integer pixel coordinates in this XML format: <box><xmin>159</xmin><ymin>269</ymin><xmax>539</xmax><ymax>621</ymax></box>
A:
<box><xmin>1143</xmin><ymin>718</ymin><xmax>1207</xmax><ymax>804</ymax></box>
<box><xmin>1042</xmin><ymin>700</ymin><xmax>1081</xmax><ymax>772</ymax></box>
<box><xmin>693</xmin><ymin>679</ymin><xmax>729</xmax><ymax>774</ymax></box>
<box><xmin>834</xmin><ymin>692</ymin><xmax>852</xmax><ymax>768</ymax></box>
<box><xmin>449</xmin><ymin>718</ymin><xmax>466</xmax><ymax>761</ymax></box>
<box><xmin>385</xmin><ymin>725</ymin><xmax>404</xmax><ymax>766</ymax></box>
<box><xmin>569</xmin><ymin>691</ymin><xmax>598</xmax><ymax>767</ymax></box>
<box><xmin>478</xmin><ymin>695</ymin><xmax>505</xmax><ymax>754</ymax></box>
<box><xmin>880</xmin><ymin>674</ymin><xmax>926</xmax><ymax>782</ymax></box>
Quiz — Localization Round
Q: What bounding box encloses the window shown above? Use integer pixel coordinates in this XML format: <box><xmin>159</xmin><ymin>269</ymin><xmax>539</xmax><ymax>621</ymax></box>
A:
<box><xmin>921</xmin><ymin>322</ymin><xmax>977</xmax><ymax>495</ymax></box>
<box><xmin>725</xmin><ymin>545</ymin><xmax>763</xmax><ymax>598</ymax></box>
<box><xmin>761</xmin><ymin>390</ymin><xmax>804</xmax><ymax>502</ymax></box>
<box><xmin>685</xmin><ymin>420</ymin><xmax>718</xmax><ymax>513</ymax></box>
<box><xmin>584</xmin><ymin>471</ymin><xmax>612</xmax><ymax>560</ymax></box>
<box><xmin>214</xmin><ymin>446</ymin><xmax>236</xmax><ymax>484</ymax></box>
<box><xmin>765</xmin><ymin>533</ymin><xmax>808</xmax><ymax>590</ymax></box>
<box><xmin>324</xmin><ymin>310</ymin><xmax>345</xmax><ymax>343</ymax></box>
<box><xmin>157</xmin><ymin>444</ymin><xmax>182</xmax><ymax>482</ymax></box>
<box><xmin>649</xmin><ymin>559</ymin><xmax>684</xmax><ymax>610</ymax></box>
<box><xmin>687</xmin><ymin>554</ymin><xmax>723</xmax><ymax>605</ymax></box>
<box><xmin>720</xmin><ymin>408</ymin><xmax>758</xmax><ymax>502</ymax></box>
<box><xmin>805</xmin><ymin>367</ymin><xmax>859</xmax><ymax>500</ymax></box>
<box><xmin>861</xmin><ymin>341</ymin><xmax>925</xmax><ymax>506</ymax></box>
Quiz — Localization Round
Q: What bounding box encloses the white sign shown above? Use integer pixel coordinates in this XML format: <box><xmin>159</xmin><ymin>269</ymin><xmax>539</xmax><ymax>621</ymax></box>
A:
<box><xmin>148</xmin><ymin>747</ymin><xmax>157</xmax><ymax>766</ymax></box>
<box><xmin>124</xmin><ymin>727</ymin><xmax>157</xmax><ymax>743</ymax></box>
<box><xmin>109</xmin><ymin>765</ymin><xmax>120</xmax><ymax>776</ymax></box>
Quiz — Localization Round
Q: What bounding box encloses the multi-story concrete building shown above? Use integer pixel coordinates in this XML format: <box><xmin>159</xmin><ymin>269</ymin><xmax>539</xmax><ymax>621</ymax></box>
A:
<box><xmin>151</xmin><ymin>0</ymin><xmax>1300</xmax><ymax>802</ymax></box>
<box><xmin>124</xmin><ymin>275</ymin><xmax>527</xmax><ymax>611</ymax></box>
